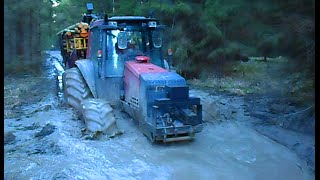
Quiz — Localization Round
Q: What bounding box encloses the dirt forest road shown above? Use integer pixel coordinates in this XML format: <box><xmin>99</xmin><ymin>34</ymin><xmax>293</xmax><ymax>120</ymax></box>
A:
<box><xmin>4</xmin><ymin>51</ymin><xmax>314</xmax><ymax>180</ymax></box>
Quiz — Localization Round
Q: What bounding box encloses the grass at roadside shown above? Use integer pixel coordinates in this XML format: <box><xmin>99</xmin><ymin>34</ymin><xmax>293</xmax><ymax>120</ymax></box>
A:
<box><xmin>4</xmin><ymin>75</ymin><xmax>48</xmax><ymax>119</ymax></box>
<box><xmin>188</xmin><ymin>56</ymin><xmax>314</xmax><ymax>105</ymax></box>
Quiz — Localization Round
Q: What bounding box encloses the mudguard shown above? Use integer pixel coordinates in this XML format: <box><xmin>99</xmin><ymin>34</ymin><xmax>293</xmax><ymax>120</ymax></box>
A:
<box><xmin>75</xmin><ymin>59</ymin><xmax>97</xmax><ymax>98</ymax></box>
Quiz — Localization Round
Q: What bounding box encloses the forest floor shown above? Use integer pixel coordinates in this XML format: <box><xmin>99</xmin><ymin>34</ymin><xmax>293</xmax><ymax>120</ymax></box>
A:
<box><xmin>4</xmin><ymin>51</ymin><xmax>315</xmax><ymax>180</ymax></box>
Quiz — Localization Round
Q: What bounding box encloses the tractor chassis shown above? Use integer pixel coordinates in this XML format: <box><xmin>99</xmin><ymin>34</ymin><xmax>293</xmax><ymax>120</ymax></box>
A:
<box><xmin>122</xmin><ymin>96</ymin><xmax>203</xmax><ymax>143</ymax></box>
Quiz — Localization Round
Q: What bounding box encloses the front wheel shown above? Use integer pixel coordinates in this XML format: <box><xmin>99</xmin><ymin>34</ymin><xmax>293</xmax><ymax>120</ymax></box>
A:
<box><xmin>81</xmin><ymin>98</ymin><xmax>118</xmax><ymax>135</ymax></box>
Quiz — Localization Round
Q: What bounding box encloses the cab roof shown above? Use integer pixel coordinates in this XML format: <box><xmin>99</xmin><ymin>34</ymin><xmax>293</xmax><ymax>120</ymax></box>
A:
<box><xmin>108</xmin><ymin>16</ymin><xmax>158</xmax><ymax>22</ymax></box>
<box><xmin>90</xmin><ymin>16</ymin><xmax>160</xmax><ymax>29</ymax></box>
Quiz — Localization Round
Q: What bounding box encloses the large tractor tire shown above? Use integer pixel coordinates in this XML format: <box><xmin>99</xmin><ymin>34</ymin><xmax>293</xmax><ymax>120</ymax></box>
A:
<box><xmin>80</xmin><ymin>98</ymin><xmax>118</xmax><ymax>135</ymax></box>
<box><xmin>63</xmin><ymin>67</ymin><xmax>93</xmax><ymax>111</ymax></box>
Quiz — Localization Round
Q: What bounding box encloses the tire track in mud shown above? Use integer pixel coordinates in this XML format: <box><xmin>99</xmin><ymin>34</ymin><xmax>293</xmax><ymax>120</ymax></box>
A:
<box><xmin>4</xmin><ymin>51</ymin><xmax>315</xmax><ymax>180</ymax></box>
<box><xmin>190</xmin><ymin>87</ymin><xmax>315</xmax><ymax>173</ymax></box>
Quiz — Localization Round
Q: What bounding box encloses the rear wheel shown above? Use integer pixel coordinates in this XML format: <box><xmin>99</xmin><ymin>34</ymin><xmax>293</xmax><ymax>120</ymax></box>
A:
<box><xmin>62</xmin><ymin>67</ymin><xmax>92</xmax><ymax>111</ymax></box>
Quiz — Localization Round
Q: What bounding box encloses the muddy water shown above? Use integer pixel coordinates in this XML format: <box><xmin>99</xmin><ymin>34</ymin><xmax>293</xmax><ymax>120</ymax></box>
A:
<box><xmin>4</xmin><ymin>110</ymin><xmax>313</xmax><ymax>180</ymax></box>
<box><xmin>47</xmin><ymin>51</ymin><xmax>65</xmax><ymax>102</ymax></box>
<box><xmin>4</xmin><ymin>51</ymin><xmax>314</xmax><ymax>180</ymax></box>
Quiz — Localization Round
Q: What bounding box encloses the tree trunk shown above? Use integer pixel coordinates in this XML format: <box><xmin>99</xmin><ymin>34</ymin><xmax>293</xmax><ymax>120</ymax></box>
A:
<box><xmin>29</xmin><ymin>8</ymin><xmax>33</xmax><ymax>65</ymax></box>
<box><xmin>16</xmin><ymin>11</ymin><xmax>24</xmax><ymax>65</ymax></box>
<box><xmin>4</xmin><ymin>3</ymin><xmax>11</xmax><ymax>65</ymax></box>
<box><xmin>34</xmin><ymin>5</ymin><xmax>41</xmax><ymax>73</ymax></box>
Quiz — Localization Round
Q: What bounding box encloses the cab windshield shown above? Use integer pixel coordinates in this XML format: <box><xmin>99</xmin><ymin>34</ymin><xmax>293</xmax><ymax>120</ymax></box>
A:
<box><xmin>105</xmin><ymin>29</ymin><xmax>163</xmax><ymax>77</ymax></box>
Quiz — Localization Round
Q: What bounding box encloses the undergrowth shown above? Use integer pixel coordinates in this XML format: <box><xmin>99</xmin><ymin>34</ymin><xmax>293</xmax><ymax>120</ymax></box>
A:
<box><xmin>188</xmin><ymin>56</ymin><xmax>314</xmax><ymax>106</ymax></box>
<box><xmin>4</xmin><ymin>76</ymin><xmax>46</xmax><ymax>119</ymax></box>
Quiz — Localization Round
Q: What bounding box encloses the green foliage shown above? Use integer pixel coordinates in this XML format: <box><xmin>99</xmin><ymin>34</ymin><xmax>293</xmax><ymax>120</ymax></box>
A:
<box><xmin>175</xmin><ymin>2</ymin><xmax>193</xmax><ymax>17</ymax></box>
<box><xmin>257</xmin><ymin>33</ymin><xmax>283</xmax><ymax>58</ymax></box>
<box><xmin>207</xmin><ymin>47</ymin><xmax>238</xmax><ymax>63</ymax></box>
<box><xmin>5</xmin><ymin>0</ymin><xmax>314</xmax><ymax>78</ymax></box>
<box><xmin>203</xmin><ymin>0</ymin><xmax>238</xmax><ymax>22</ymax></box>
<box><xmin>227</xmin><ymin>41</ymin><xmax>258</xmax><ymax>57</ymax></box>
<box><xmin>201</xmin><ymin>23</ymin><xmax>223</xmax><ymax>47</ymax></box>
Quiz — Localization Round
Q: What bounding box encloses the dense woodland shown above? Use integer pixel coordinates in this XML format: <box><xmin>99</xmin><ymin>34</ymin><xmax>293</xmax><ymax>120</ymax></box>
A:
<box><xmin>4</xmin><ymin>0</ymin><xmax>314</xmax><ymax>79</ymax></box>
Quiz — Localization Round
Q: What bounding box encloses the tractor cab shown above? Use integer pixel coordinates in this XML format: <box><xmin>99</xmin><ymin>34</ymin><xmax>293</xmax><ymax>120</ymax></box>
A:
<box><xmin>87</xmin><ymin>16</ymin><xmax>166</xmax><ymax>78</ymax></box>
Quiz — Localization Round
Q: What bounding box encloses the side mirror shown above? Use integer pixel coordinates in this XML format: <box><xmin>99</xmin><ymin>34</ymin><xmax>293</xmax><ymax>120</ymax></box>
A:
<box><xmin>152</xmin><ymin>30</ymin><xmax>162</xmax><ymax>48</ymax></box>
<box><xmin>117</xmin><ymin>31</ymin><xmax>127</xmax><ymax>49</ymax></box>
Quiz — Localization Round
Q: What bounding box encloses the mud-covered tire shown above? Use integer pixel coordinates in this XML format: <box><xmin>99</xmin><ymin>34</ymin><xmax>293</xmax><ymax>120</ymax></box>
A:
<box><xmin>80</xmin><ymin>98</ymin><xmax>118</xmax><ymax>135</ymax></box>
<box><xmin>62</xmin><ymin>67</ymin><xmax>93</xmax><ymax>111</ymax></box>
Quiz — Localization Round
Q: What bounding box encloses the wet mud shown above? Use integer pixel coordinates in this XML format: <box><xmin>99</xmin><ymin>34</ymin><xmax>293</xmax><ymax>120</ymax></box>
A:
<box><xmin>4</xmin><ymin>51</ymin><xmax>314</xmax><ymax>180</ymax></box>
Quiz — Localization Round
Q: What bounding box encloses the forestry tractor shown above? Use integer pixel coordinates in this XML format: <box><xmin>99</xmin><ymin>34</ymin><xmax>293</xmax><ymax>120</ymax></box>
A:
<box><xmin>58</xmin><ymin>3</ymin><xmax>203</xmax><ymax>143</ymax></box>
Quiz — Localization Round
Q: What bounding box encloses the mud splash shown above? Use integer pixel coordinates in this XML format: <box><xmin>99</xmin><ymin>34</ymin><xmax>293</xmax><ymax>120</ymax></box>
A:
<box><xmin>46</xmin><ymin>50</ymin><xmax>65</xmax><ymax>103</ymax></box>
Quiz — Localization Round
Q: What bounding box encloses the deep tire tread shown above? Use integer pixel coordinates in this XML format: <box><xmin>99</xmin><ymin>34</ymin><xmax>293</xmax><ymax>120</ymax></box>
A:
<box><xmin>63</xmin><ymin>67</ymin><xmax>93</xmax><ymax>110</ymax></box>
<box><xmin>81</xmin><ymin>98</ymin><xmax>117</xmax><ymax>133</ymax></box>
